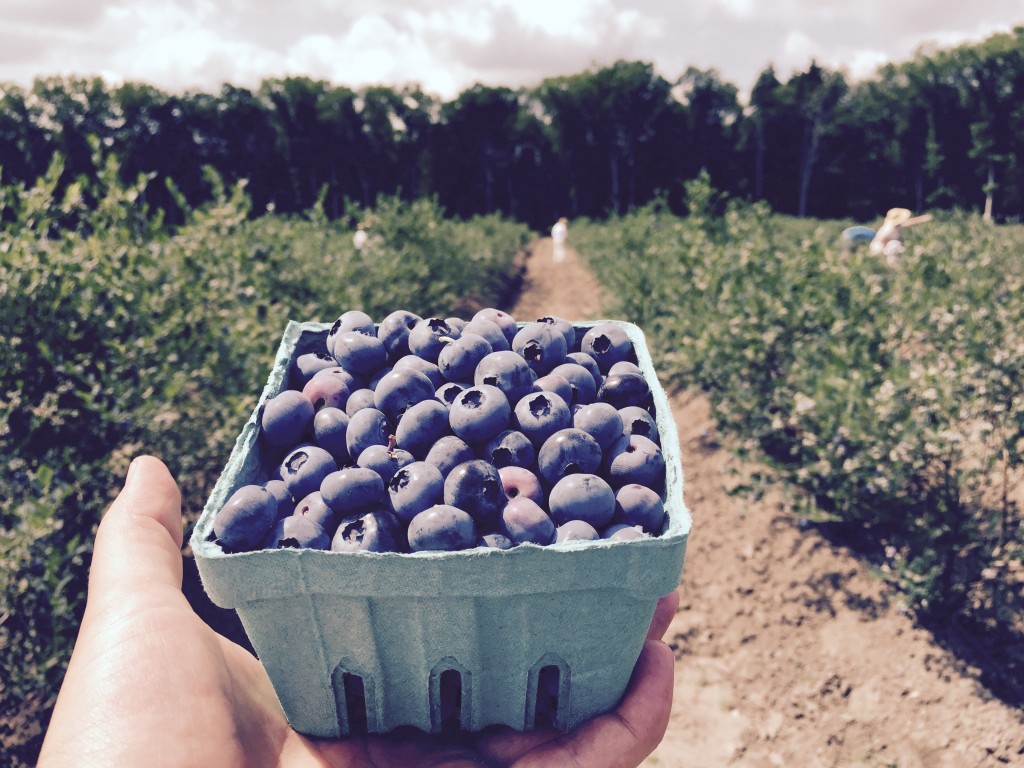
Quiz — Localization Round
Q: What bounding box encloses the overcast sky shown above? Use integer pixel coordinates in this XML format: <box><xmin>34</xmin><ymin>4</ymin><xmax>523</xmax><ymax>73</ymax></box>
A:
<box><xmin>2</xmin><ymin>0</ymin><xmax>1022</xmax><ymax>99</ymax></box>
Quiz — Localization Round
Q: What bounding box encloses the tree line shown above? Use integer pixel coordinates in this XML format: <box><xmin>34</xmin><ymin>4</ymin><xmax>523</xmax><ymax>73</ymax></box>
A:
<box><xmin>1</xmin><ymin>26</ymin><xmax>1022</xmax><ymax>230</ymax></box>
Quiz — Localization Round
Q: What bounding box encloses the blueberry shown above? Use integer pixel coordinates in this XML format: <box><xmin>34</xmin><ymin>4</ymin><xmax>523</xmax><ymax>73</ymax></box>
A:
<box><xmin>555</xmin><ymin>519</ymin><xmax>601</xmax><ymax>543</ymax></box>
<box><xmin>531</xmin><ymin>373</ymin><xmax>574</xmax><ymax>406</ymax></box>
<box><xmin>357</xmin><ymin>444</ymin><xmax>414</xmax><ymax>484</ymax></box>
<box><xmin>279</xmin><ymin>445</ymin><xmax>338</xmax><ymax>500</ymax></box>
<box><xmin>302</xmin><ymin>367</ymin><xmax>357</xmax><ymax>411</ymax></box>
<box><xmin>619</xmin><ymin>405</ymin><xmax>660</xmax><ymax>445</ymax></box>
<box><xmin>392</xmin><ymin>355</ymin><xmax>445</xmax><ymax>389</ymax></box>
<box><xmin>408</xmin><ymin>317</ymin><xmax>458</xmax><ymax>363</ymax></box>
<box><xmin>261</xmin><ymin>389</ymin><xmax>314</xmax><ymax>448</ymax></box>
<box><xmin>346</xmin><ymin>407</ymin><xmax>393</xmax><ymax>461</ymax></box>
<box><xmin>326</xmin><ymin>310</ymin><xmax>375</xmax><ymax>356</ymax></box>
<box><xmin>573</xmin><ymin>402</ymin><xmax>624</xmax><ymax>451</ymax></box>
<box><xmin>407</xmin><ymin>505</ymin><xmax>477</xmax><ymax>552</ymax></box>
<box><xmin>478</xmin><ymin>532</ymin><xmax>514</xmax><ymax>550</ymax></box>
<box><xmin>435</xmin><ymin>381</ymin><xmax>466</xmax><ymax>407</ymax></box>
<box><xmin>321</xmin><ymin>467</ymin><xmax>386</xmax><ymax>515</ymax></box>
<box><xmin>374</xmin><ymin>368</ymin><xmax>436</xmax><ymax>422</ymax></box>
<box><xmin>462</xmin><ymin>317</ymin><xmax>511</xmax><ymax>351</ymax></box>
<box><xmin>395</xmin><ymin>399</ymin><xmax>452</xmax><ymax>459</ymax></box>
<box><xmin>345</xmin><ymin>388</ymin><xmax>378</xmax><ymax>417</ymax></box>
<box><xmin>597</xmin><ymin>372</ymin><xmax>652</xmax><ymax>410</ymax></box>
<box><xmin>580</xmin><ymin>323</ymin><xmax>634</xmax><ymax>373</ymax></box>
<box><xmin>449</xmin><ymin>384</ymin><xmax>511</xmax><ymax>445</ymax></box>
<box><xmin>565</xmin><ymin>352</ymin><xmax>603</xmax><ymax>387</ymax></box>
<box><xmin>547</xmin><ymin>473</ymin><xmax>616</xmax><ymax>528</ymax></box>
<box><xmin>604</xmin><ymin>434</ymin><xmax>666</xmax><ymax>490</ymax></box>
<box><xmin>437</xmin><ymin>332</ymin><xmax>492</xmax><ymax>383</ymax></box>
<box><xmin>514</xmin><ymin>391</ymin><xmax>572</xmax><ymax>448</ymax></box>
<box><xmin>512</xmin><ymin>322</ymin><xmax>567</xmax><ymax>375</ymax></box>
<box><xmin>474</xmin><ymin>351</ymin><xmax>534</xmax><ymax>406</ymax></box>
<box><xmin>262</xmin><ymin>515</ymin><xmax>331</xmax><ymax>550</ymax></box>
<box><xmin>501</xmin><ymin>497</ymin><xmax>555</xmax><ymax>546</ymax></box>
<box><xmin>497</xmin><ymin>465</ymin><xmax>545</xmax><ymax>508</ymax></box>
<box><xmin>602</xmin><ymin>523</ymin><xmax>650</xmax><ymax>541</ymax></box>
<box><xmin>293</xmin><ymin>490</ymin><xmax>337</xmax><ymax>532</ymax></box>
<box><xmin>214</xmin><ymin>484</ymin><xmax>278</xmax><ymax>552</ymax></box>
<box><xmin>550</xmin><ymin>362</ymin><xmax>599</xmax><ymax>406</ymax></box>
<box><xmin>378</xmin><ymin>309</ymin><xmax>422</xmax><ymax>359</ymax></box>
<box><xmin>614</xmin><ymin>483</ymin><xmax>666</xmax><ymax>532</ymax></box>
<box><xmin>472</xmin><ymin>308</ymin><xmax>518</xmax><ymax>345</ymax></box>
<box><xmin>388</xmin><ymin>461</ymin><xmax>445</xmax><ymax>522</ymax></box>
<box><xmin>608</xmin><ymin>361</ymin><xmax>644</xmax><ymax>377</ymax></box>
<box><xmin>424</xmin><ymin>435</ymin><xmax>476</xmax><ymax>477</ymax></box>
<box><xmin>294</xmin><ymin>352</ymin><xmax>338</xmax><ymax>387</ymax></box>
<box><xmin>445</xmin><ymin>317</ymin><xmax>468</xmax><ymax>335</ymax></box>
<box><xmin>536</xmin><ymin>428</ymin><xmax>602</xmax><ymax>487</ymax></box>
<box><xmin>536</xmin><ymin>315</ymin><xmax>576</xmax><ymax>352</ymax></box>
<box><xmin>443</xmin><ymin>460</ymin><xmax>505</xmax><ymax>529</ymax></box>
<box><xmin>312</xmin><ymin>406</ymin><xmax>350</xmax><ymax>464</ymax></box>
<box><xmin>333</xmin><ymin>330</ymin><xmax>388</xmax><ymax>376</ymax></box>
<box><xmin>331</xmin><ymin>508</ymin><xmax>403</xmax><ymax>553</ymax></box>
<box><xmin>482</xmin><ymin>429</ymin><xmax>536</xmax><ymax>469</ymax></box>
<box><xmin>263</xmin><ymin>479</ymin><xmax>295</xmax><ymax>520</ymax></box>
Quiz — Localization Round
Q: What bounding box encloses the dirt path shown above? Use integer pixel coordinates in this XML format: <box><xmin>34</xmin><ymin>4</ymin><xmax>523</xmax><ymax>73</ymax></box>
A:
<box><xmin>510</xmin><ymin>239</ymin><xmax>1024</xmax><ymax>768</ymax></box>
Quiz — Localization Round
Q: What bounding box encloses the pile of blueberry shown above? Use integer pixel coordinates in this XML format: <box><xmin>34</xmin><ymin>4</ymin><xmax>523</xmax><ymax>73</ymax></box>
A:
<box><xmin>213</xmin><ymin>309</ymin><xmax>668</xmax><ymax>554</ymax></box>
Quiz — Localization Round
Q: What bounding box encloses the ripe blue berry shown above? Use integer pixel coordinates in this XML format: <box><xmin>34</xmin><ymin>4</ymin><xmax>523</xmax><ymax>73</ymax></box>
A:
<box><xmin>443</xmin><ymin>459</ymin><xmax>505</xmax><ymax>528</ymax></box>
<box><xmin>279</xmin><ymin>445</ymin><xmax>338</xmax><ymax>500</ymax></box>
<box><xmin>547</xmin><ymin>473</ymin><xmax>615</xmax><ymax>528</ymax></box>
<box><xmin>536</xmin><ymin>428</ymin><xmax>603</xmax><ymax>486</ymax></box>
<box><xmin>357</xmin><ymin>444</ymin><xmax>414</xmax><ymax>485</ymax></box>
<box><xmin>514</xmin><ymin>391</ymin><xmax>571</xmax><ymax>448</ymax></box>
<box><xmin>261</xmin><ymin>389</ymin><xmax>314</xmax><ymax>448</ymax></box>
<box><xmin>604</xmin><ymin>434</ymin><xmax>666</xmax><ymax>490</ymax></box>
<box><xmin>263</xmin><ymin>515</ymin><xmax>331</xmax><ymax>550</ymax></box>
<box><xmin>555</xmin><ymin>519</ymin><xmax>600</xmax><ymax>543</ymax></box>
<box><xmin>214</xmin><ymin>484</ymin><xmax>277</xmax><ymax>552</ymax></box>
<box><xmin>573</xmin><ymin>402</ymin><xmax>624</xmax><ymax>451</ymax></box>
<box><xmin>388</xmin><ymin>461</ymin><xmax>445</xmax><ymax>523</ymax></box>
<box><xmin>332</xmin><ymin>509</ymin><xmax>403</xmax><ymax>553</ymax></box>
<box><xmin>474</xmin><ymin>351</ymin><xmax>535</xmax><ymax>406</ymax></box>
<box><xmin>437</xmin><ymin>333</ymin><xmax>492</xmax><ymax>383</ymax></box>
<box><xmin>482</xmin><ymin>430</ymin><xmax>536</xmax><ymax>469</ymax></box>
<box><xmin>408</xmin><ymin>317</ymin><xmax>459</xmax><ymax>362</ymax></box>
<box><xmin>449</xmin><ymin>384</ymin><xmax>511</xmax><ymax>445</ymax></box>
<box><xmin>377</xmin><ymin>309</ymin><xmax>422</xmax><ymax>359</ymax></box>
<box><xmin>312</xmin><ymin>406</ymin><xmax>350</xmax><ymax>464</ymax></box>
<box><xmin>614</xmin><ymin>483</ymin><xmax>666</xmax><ymax>532</ymax></box>
<box><xmin>374</xmin><ymin>368</ymin><xmax>436</xmax><ymax>422</ymax></box>
<box><xmin>346</xmin><ymin>408</ymin><xmax>393</xmax><ymax>461</ymax></box>
<box><xmin>513</xmin><ymin>322</ymin><xmax>567</xmax><ymax>376</ymax></box>
<box><xmin>395</xmin><ymin>399</ymin><xmax>451</xmax><ymax>459</ymax></box>
<box><xmin>407</xmin><ymin>505</ymin><xmax>477</xmax><ymax>552</ymax></box>
<box><xmin>580</xmin><ymin>323</ymin><xmax>634</xmax><ymax>373</ymax></box>
<box><xmin>597</xmin><ymin>372</ymin><xmax>652</xmax><ymax>410</ymax></box>
<box><xmin>501</xmin><ymin>497</ymin><xmax>555</xmax><ymax>545</ymax></box>
<box><xmin>619</xmin><ymin>405</ymin><xmax>660</xmax><ymax>445</ymax></box>
<box><xmin>321</xmin><ymin>467</ymin><xmax>386</xmax><ymax>515</ymax></box>
<box><xmin>423</xmin><ymin>435</ymin><xmax>476</xmax><ymax>477</ymax></box>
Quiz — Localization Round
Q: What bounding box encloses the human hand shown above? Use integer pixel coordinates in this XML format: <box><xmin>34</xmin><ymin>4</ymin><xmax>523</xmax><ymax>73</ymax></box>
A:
<box><xmin>39</xmin><ymin>456</ymin><xmax>678</xmax><ymax>768</ymax></box>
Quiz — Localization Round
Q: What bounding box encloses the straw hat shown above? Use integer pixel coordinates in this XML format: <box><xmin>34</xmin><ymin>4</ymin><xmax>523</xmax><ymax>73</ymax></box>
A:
<box><xmin>884</xmin><ymin>208</ymin><xmax>912</xmax><ymax>226</ymax></box>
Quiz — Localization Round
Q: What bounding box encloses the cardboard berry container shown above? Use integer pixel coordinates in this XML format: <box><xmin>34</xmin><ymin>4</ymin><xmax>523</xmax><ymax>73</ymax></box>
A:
<box><xmin>190</xmin><ymin>319</ymin><xmax>691</xmax><ymax>737</ymax></box>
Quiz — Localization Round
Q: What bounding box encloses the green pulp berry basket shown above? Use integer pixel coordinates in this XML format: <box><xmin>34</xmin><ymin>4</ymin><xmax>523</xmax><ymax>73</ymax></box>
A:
<box><xmin>190</xmin><ymin>319</ymin><xmax>691</xmax><ymax>737</ymax></box>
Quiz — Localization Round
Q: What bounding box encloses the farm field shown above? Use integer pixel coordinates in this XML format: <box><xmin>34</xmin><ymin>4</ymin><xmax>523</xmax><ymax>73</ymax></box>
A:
<box><xmin>2</xmin><ymin>177</ymin><xmax>1023</xmax><ymax>764</ymax></box>
<box><xmin>514</xmin><ymin>238</ymin><xmax>1024</xmax><ymax>767</ymax></box>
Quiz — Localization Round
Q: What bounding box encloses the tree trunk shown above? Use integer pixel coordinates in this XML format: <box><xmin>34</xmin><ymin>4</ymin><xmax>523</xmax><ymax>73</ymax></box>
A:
<box><xmin>753</xmin><ymin>119</ymin><xmax>765</xmax><ymax>201</ymax></box>
<box><xmin>797</xmin><ymin>120</ymin><xmax>820</xmax><ymax>218</ymax></box>
<box><xmin>983</xmin><ymin>162</ymin><xmax>995</xmax><ymax>222</ymax></box>
<box><xmin>609</xmin><ymin>154</ymin><xmax>620</xmax><ymax>215</ymax></box>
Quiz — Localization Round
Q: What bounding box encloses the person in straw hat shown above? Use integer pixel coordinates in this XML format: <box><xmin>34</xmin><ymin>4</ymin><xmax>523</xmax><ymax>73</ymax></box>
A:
<box><xmin>869</xmin><ymin>207</ymin><xmax>931</xmax><ymax>265</ymax></box>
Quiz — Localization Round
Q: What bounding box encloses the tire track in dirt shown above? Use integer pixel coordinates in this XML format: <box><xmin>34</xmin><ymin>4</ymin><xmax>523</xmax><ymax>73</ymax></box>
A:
<box><xmin>510</xmin><ymin>238</ymin><xmax>1024</xmax><ymax>768</ymax></box>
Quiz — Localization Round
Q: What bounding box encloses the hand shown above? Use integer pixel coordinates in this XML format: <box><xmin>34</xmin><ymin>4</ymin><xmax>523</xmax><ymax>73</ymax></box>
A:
<box><xmin>39</xmin><ymin>456</ymin><xmax>678</xmax><ymax>768</ymax></box>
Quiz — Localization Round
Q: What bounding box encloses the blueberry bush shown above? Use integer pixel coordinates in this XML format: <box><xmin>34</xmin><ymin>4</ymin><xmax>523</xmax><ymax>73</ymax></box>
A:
<box><xmin>0</xmin><ymin>157</ymin><xmax>530</xmax><ymax>749</ymax></box>
<box><xmin>571</xmin><ymin>177</ymin><xmax>1024</xmax><ymax>659</ymax></box>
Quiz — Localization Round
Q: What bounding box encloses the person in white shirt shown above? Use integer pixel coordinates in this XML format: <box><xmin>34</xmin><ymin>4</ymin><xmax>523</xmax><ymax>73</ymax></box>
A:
<box><xmin>551</xmin><ymin>217</ymin><xmax>568</xmax><ymax>263</ymax></box>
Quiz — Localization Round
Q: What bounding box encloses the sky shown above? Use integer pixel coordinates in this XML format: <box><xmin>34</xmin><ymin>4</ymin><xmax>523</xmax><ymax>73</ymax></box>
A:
<box><xmin>1</xmin><ymin>0</ymin><xmax>1022</xmax><ymax>100</ymax></box>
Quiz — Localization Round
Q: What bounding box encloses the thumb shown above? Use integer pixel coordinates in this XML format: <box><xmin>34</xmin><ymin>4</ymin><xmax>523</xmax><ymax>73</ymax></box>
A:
<box><xmin>87</xmin><ymin>455</ymin><xmax>184</xmax><ymax>612</ymax></box>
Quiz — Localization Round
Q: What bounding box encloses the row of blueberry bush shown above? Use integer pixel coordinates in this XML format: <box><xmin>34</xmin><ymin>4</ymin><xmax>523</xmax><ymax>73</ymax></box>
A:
<box><xmin>0</xmin><ymin>157</ymin><xmax>531</xmax><ymax>729</ymax></box>
<box><xmin>571</xmin><ymin>177</ymin><xmax>1024</xmax><ymax>653</ymax></box>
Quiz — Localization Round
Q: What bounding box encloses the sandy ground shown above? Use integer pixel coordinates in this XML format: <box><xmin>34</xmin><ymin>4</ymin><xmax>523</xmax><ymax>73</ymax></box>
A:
<box><xmin>512</xmin><ymin>238</ymin><xmax>1024</xmax><ymax>768</ymax></box>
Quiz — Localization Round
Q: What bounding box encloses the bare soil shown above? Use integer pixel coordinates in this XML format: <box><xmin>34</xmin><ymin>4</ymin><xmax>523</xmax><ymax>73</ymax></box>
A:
<box><xmin>511</xmin><ymin>238</ymin><xmax>1024</xmax><ymax>768</ymax></box>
